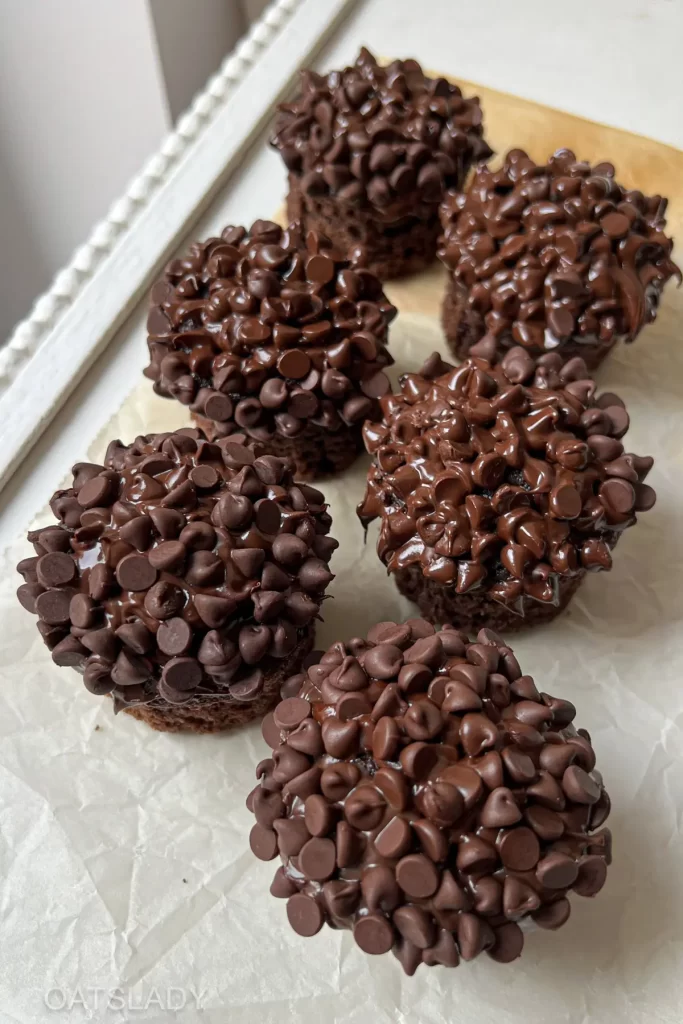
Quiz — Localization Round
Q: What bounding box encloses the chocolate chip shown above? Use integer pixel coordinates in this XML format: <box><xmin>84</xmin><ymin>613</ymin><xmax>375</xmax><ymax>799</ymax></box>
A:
<box><xmin>536</xmin><ymin>852</ymin><xmax>579</xmax><ymax>889</ymax></box>
<box><xmin>371</xmin><ymin>766</ymin><xmax>406</xmax><ymax>812</ymax></box>
<box><xmin>270</xmin><ymin>867</ymin><xmax>297</xmax><ymax>899</ymax></box>
<box><xmin>375</xmin><ymin>816</ymin><xmax>412</xmax><ymax>860</ymax></box>
<box><xmin>354</xmin><ymin>869</ymin><xmax>395</xmax><ymax>923</ymax></box>
<box><xmin>562</xmin><ymin>765</ymin><xmax>601</xmax><ymax>804</ymax></box>
<box><xmin>250</xmin><ymin>824</ymin><xmax>278</xmax><ymax>861</ymax></box>
<box><xmin>111</xmin><ymin>649</ymin><xmax>151</xmax><ymax>687</ymax></box>
<box><xmin>193</xmin><ymin>594</ymin><xmax>235</xmax><ymax>628</ymax></box>
<box><xmin>156</xmin><ymin>617</ymin><xmax>192</xmax><ymax>656</ymax></box>
<box><xmin>599</xmin><ymin>477</ymin><xmax>636</xmax><ymax>515</ymax></box>
<box><xmin>148</xmin><ymin>540</ymin><xmax>187</xmax><ymax>573</ymax></box>
<box><xmin>600</xmin><ymin>210</ymin><xmax>631</xmax><ymax>238</ymax></box>
<box><xmin>51</xmin><ymin>635</ymin><xmax>88</xmax><ymax>668</ymax></box>
<box><xmin>116</xmin><ymin>621</ymin><xmax>154</xmax><ymax>655</ymax></box>
<box><xmin>284</xmin><ymin>894</ymin><xmax>324</xmax><ymax>939</ymax></box>
<box><xmin>417</xmin><ymin>781</ymin><xmax>464</xmax><ymax>827</ymax></box>
<box><xmin>76</xmin><ymin>475</ymin><xmax>116</xmax><ymax>509</ymax></box>
<box><xmin>573</xmin><ymin>854</ymin><xmax>607</xmax><ymax>897</ymax></box>
<box><xmin>320</xmin><ymin>763</ymin><xmax>360</xmax><ymax>803</ymax></box>
<box><xmin>299</xmin><ymin>837</ymin><xmax>337</xmax><ymax>881</ymax></box>
<box><xmin>362</xmin><ymin>644</ymin><xmax>404</xmax><ymax>681</ymax></box>
<box><xmin>273</xmin><ymin>816</ymin><xmax>310</xmax><ymax>855</ymax></box>
<box><xmin>161</xmin><ymin>656</ymin><xmax>201</xmax><ymax>691</ymax></box>
<box><xmin>239</xmin><ymin>624</ymin><xmax>272</xmax><ymax>665</ymax></box>
<box><xmin>321</xmin><ymin>718</ymin><xmax>359</xmax><ymax>760</ymax></box>
<box><xmin>216</xmin><ymin>492</ymin><xmax>252</xmax><ymax>529</ymax></box>
<box><xmin>343</xmin><ymin>786</ymin><xmax>385</xmax><ymax>831</ymax></box>
<box><xmin>480</xmin><ymin>787</ymin><xmax>522</xmax><ymax>828</ymax></box>
<box><xmin>69</xmin><ymin>593</ymin><xmax>97</xmax><ymax>629</ymax></box>
<box><xmin>36</xmin><ymin>552</ymin><xmax>76</xmax><ymax>588</ymax></box>
<box><xmin>274</xmin><ymin>697</ymin><xmax>310</xmax><ymax>731</ymax></box>
<box><xmin>287</xmin><ymin>719</ymin><xmax>324</xmax><ymax>758</ymax></box>
<box><xmin>277</xmin><ymin>349</ymin><xmax>311</xmax><ymax>380</ymax></box>
<box><xmin>412</xmin><ymin>818</ymin><xmax>448</xmax><ymax>863</ymax></box>
<box><xmin>524</xmin><ymin>805</ymin><xmax>565</xmax><ymax>841</ymax></box>
<box><xmin>532</xmin><ymin>897</ymin><xmax>571</xmax><ymax>930</ymax></box>
<box><xmin>253</xmin><ymin>787</ymin><xmax>284</xmax><ymax>830</ymax></box>
<box><xmin>336</xmin><ymin>692</ymin><xmax>372</xmax><ymax>721</ymax></box>
<box><xmin>441</xmin><ymin>766</ymin><xmax>484</xmax><ymax>811</ymax></box>
<box><xmin>399</xmin><ymin>741</ymin><xmax>438</xmax><ymax>780</ymax></box>
<box><xmin>442</xmin><ymin>680</ymin><xmax>482</xmax><ymax>713</ymax></box>
<box><xmin>149</xmin><ymin>507</ymin><xmax>185</xmax><ymax>540</ymax></box>
<box><xmin>353</xmin><ymin>913</ymin><xmax>394</xmax><ymax>955</ymax></box>
<box><xmin>487</xmin><ymin>922</ymin><xmax>524</xmax><ymax>963</ymax></box>
<box><xmin>81</xmin><ymin>660</ymin><xmax>113</xmax><ymax>694</ymax></box>
<box><xmin>393</xmin><ymin>905</ymin><xmax>436</xmax><ymax>950</ymax></box>
<box><xmin>144</xmin><ymin>581</ymin><xmax>185</xmax><ymax>620</ymax></box>
<box><xmin>254</xmin><ymin>499</ymin><xmax>281</xmax><ymax>535</ymax></box>
<box><xmin>302</xmin><ymin>794</ymin><xmax>333</xmax><ymax>838</ymax></box>
<box><xmin>396</xmin><ymin>854</ymin><xmax>439</xmax><ymax>898</ymax></box>
<box><xmin>115</xmin><ymin>553</ymin><xmax>157</xmax><ymax>592</ymax></box>
<box><xmin>35</xmin><ymin>589</ymin><xmax>73</xmax><ymax>625</ymax></box>
<box><xmin>460</xmin><ymin>712</ymin><xmax>499</xmax><ymax>756</ymax></box>
<box><xmin>372</xmin><ymin>716</ymin><xmax>401</xmax><ymax>760</ymax></box>
<box><xmin>398</xmin><ymin>663</ymin><xmax>432</xmax><ymax>695</ymax></box>
<box><xmin>498</xmin><ymin>826</ymin><xmax>540</xmax><ymax>870</ymax></box>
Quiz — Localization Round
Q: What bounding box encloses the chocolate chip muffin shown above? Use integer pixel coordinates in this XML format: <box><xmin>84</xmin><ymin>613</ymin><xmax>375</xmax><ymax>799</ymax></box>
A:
<box><xmin>357</xmin><ymin>355</ymin><xmax>655</xmax><ymax>633</ymax></box>
<box><xmin>439</xmin><ymin>148</ymin><xmax>680</xmax><ymax>369</ymax></box>
<box><xmin>248</xmin><ymin>621</ymin><xmax>611</xmax><ymax>974</ymax></box>
<box><xmin>272</xmin><ymin>48</ymin><xmax>491</xmax><ymax>280</ymax></box>
<box><xmin>145</xmin><ymin>221</ymin><xmax>396</xmax><ymax>480</ymax></box>
<box><xmin>16</xmin><ymin>430</ymin><xmax>337</xmax><ymax>732</ymax></box>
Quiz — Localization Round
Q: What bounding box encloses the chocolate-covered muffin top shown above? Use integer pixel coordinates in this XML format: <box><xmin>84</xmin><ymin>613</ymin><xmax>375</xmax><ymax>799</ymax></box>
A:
<box><xmin>358</xmin><ymin>356</ymin><xmax>655</xmax><ymax>611</ymax></box>
<box><xmin>16</xmin><ymin>430</ymin><xmax>336</xmax><ymax>710</ymax></box>
<box><xmin>272</xmin><ymin>48</ymin><xmax>491</xmax><ymax>221</ymax></box>
<box><xmin>250</xmin><ymin>621</ymin><xmax>611</xmax><ymax>974</ymax></box>
<box><xmin>439</xmin><ymin>148</ymin><xmax>680</xmax><ymax>355</ymax></box>
<box><xmin>145</xmin><ymin>221</ymin><xmax>396</xmax><ymax>440</ymax></box>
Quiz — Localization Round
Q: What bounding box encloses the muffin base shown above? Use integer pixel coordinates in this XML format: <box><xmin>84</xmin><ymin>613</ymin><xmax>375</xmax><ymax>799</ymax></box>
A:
<box><xmin>193</xmin><ymin>412</ymin><xmax>365</xmax><ymax>481</ymax></box>
<box><xmin>441</xmin><ymin>274</ymin><xmax>616</xmax><ymax>371</ymax></box>
<box><xmin>394</xmin><ymin>565</ymin><xmax>585</xmax><ymax>633</ymax></box>
<box><xmin>122</xmin><ymin>626</ymin><xmax>314</xmax><ymax>733</ymax></box>
<box><xmin>287</xmin><ymin>174</ymin><xmax>440</xmax><ymax>281</ymax></box>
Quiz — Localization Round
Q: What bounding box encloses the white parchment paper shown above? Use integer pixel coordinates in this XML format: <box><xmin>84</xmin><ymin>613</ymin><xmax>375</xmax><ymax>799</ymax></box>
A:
<box><xmin>1</xmin><ymin>264</ymin><xmax>682</xmax><ymax>1024</ymax></box>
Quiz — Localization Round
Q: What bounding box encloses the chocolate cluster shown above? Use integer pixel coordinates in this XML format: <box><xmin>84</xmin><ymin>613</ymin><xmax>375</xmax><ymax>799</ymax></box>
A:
<box><xmin>249</xmin><ymin>621</ymin><xmax>611</xmax><ymax>973</ymax></box>
<box><xmin>16</xmin><ymin>430</ymin><xmax>336</xmax><ymax>715</ymax></box>
<box><xmin>426</xmin><ymin>343</ymin><xmax>592</xmax><ymax>397</ymax></box>
<box><xmin>145</xmin><ymin>221</ymin><xmax>395</xmax><ymax>444</ymax></box>
<box><xmin>272</xmin><ymin>48</ymin><xmax>491</xmax><ymax>221</ymax></box>
<box><xmin>358</xmin><ymin>356</ymin><xmax>655</xmax><ymax>614</ymax></box>
<box><xmin>439</xmin><ymin>148</ymin><xmax>680</xmax><ymax>364</ymax></box>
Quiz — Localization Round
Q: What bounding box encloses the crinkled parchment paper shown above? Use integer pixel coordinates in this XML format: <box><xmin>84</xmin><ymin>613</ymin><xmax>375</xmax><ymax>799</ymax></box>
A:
<box><xmin>1</xmin><ymin>95</ymin><xmax>683</xmax><ymax>1023</ymax></box>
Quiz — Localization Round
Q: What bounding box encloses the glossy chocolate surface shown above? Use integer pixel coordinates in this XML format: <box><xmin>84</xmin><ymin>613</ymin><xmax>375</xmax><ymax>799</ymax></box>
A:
<box><xmin>272</xmin><ymin>48</ymin><xmax>491</xmax><ymax>224</ymax></box>
<box><xmin>439</xmin><ymin>148</ymin><xmax>680</xmax><ymax>357</ymax></box>
<box><xmin>16</xmin><ymin>431</ymin><xmax>337</xmax><ymax>710</ymax></box>
<box><xmin>358</xmin><ymin>354</ymin><xmax>655</xmax><ymax>614</ymax></box>
<box><xmin>250</xmin><ymin>621</ymin><xmax>611</xmax><ymax>973</ymax></box>
<box><xmin>145</xmin><ymin>221</ymin><xmax>396</xmax><ymax>441</ymax></box>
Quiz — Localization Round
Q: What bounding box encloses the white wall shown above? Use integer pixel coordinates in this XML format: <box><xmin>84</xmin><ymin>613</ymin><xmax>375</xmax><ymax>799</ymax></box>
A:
<box><xmin>0</xmin><ymin>0</ymin><xmax>170</xmax><ymax>338</ymax></box>
<box><xmin>0</xmin><ymin>0</ymin><xmax>254</xmax><ymax>343</ymax></box>
<box><xmin>148</xmin><ymin>0</ymin><xmax>246</xmax><ymax>120</ymax></box>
